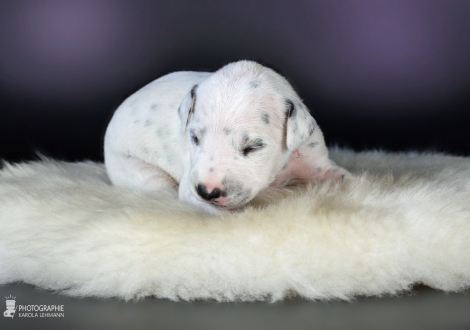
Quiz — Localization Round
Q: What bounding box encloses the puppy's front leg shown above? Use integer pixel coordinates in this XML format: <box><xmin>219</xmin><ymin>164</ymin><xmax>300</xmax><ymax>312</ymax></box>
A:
<box><xmin>293</xmin><ymin>144</ymin><xmax>352</xmax><ymax>184</ymax></box>
<box><xmin>272</xmin><ymin>143</ymin><xmax>351</xmax><ymax>188</ymax></box>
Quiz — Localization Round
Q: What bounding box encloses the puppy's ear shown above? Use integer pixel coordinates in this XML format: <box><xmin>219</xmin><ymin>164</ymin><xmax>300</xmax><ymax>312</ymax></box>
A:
<box><xmin>285</xmin><ymin>99</ymin><xmax>316</xmax><ymax>150</ymax></box>
<box><xmin>178</xmin><ymin>84</ymin><xmax>198</xmax><ymax>132</ymax></box>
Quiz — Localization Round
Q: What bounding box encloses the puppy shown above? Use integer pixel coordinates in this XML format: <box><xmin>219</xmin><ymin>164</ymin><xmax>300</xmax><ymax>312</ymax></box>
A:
<box><xmin>104</xmin><ymin>60</ymin><xmax>348</xmax><ymax>214</ymax></box>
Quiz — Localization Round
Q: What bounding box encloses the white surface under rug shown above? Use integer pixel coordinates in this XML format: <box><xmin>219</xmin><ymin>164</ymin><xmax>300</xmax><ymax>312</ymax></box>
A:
<box><xmin>0</xmin><ymin>149</ymin><xmax>469</xmax><ymax>301</ymax></box>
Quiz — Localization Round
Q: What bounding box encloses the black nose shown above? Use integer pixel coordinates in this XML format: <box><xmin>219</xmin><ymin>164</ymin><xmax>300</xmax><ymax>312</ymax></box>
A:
<box><xmin>196</xmin><ymin>183</ymin><xmax>223</xmax><ymax>201</ymax></box>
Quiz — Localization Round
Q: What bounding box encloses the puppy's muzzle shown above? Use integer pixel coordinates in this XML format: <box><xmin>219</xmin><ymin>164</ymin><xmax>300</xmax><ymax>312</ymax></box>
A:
<box><xmin>195</xmin><ymin>183</ymin><xmax>227</xmax><ymax>204</ymax></box>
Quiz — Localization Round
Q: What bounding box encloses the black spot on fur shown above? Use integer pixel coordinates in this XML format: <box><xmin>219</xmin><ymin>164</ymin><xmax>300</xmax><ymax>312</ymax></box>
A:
<box><xmin>249</xmin><ymin>80</ymin><xmax>261</xmax><ymax>88</ymax></box>
<box><xmin>308</xmin><ymin>123</ymin><xmax>315</xmax><ymax>136</ymax></box>
<box><xmin>144</xmin><ymin>119</ymin><xmax>153</xmax><ymax>127</ymax></box>
<box><xmin>308</xmin><ymin>142</ymin><xmax>319</xmax><ymax>148</ymax></box>
<box><xmin>261</xmin><ymin>112</ymin><xmax>270</xmax><ymax>124</ymax></box>
<box><xmin>286</xmin><ymin>99</ymin><xmax>295</xmax><ymax>118</ymax></box>
<box><xmin>209</xmin><ymin>167</ymin><xmax>214</xmax><ymax>172</ymax></box>
<box><xmin>224</xmin><ymin>128</ymin><xmax>232</xmax><ymax>135</ymax></box>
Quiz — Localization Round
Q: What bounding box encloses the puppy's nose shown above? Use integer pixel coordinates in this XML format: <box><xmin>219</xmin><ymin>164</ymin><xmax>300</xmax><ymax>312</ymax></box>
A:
<box><xmin>196</xmin><ymin>183</ymin><xmax>225</xmax><ymax>201</ymax></box>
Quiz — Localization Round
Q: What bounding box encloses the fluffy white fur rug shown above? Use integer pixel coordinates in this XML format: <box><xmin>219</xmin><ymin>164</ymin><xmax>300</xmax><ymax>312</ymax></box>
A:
<box><xmin>0</xmin><ymin>149</ymin><xmax>469</xmax><ymax>302</ymax></box>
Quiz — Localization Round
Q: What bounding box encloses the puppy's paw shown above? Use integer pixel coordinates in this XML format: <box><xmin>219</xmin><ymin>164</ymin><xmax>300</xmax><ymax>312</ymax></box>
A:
<box><xmin>323</xmin><ymin>166</ymin><xmax>353</xmax><ymax>182</ymax></box>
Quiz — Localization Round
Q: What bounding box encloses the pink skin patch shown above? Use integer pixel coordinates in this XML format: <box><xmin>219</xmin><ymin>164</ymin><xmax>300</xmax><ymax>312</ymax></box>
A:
<box><xmin>293</xmin><ymin>149</ymin><xmax>301</xmax><ymax>158</ymax></box>
<box><xmin>213</xmin><ymin>196</ymin><xmax>228</xmax><ymax>206</ymax></box>
<box><xmin>270</xmin><ymin>148</ymin><xmax>343</xmax><ymax>187</ymax></box>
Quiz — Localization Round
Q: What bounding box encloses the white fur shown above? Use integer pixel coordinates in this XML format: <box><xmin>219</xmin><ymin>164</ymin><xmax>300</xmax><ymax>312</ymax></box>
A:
<box><xmin>104</xmin><ymin>61</ymin><xmax>347</xmax><ymax>214</ymax></box>
<box><xmin>1</xmin><ymin>150</ymin><xmax>470</xmax><ymax>301</ymax></box>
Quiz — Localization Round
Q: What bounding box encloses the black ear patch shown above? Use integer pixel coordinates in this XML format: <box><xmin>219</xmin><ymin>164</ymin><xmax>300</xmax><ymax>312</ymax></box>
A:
<box><xmin>286</xmin><ymin>99</ymin><xmax>296</xmax><ymax>118</ymax></box>
<box><xmin>190</xmin><ymin>84</ymin><xmax>198</xmax><ymax>99</ymax></box>
<box><xmin>185</xmin><ymin>84</ymin><xmax>198</xmax><ymax>131</ymax></box>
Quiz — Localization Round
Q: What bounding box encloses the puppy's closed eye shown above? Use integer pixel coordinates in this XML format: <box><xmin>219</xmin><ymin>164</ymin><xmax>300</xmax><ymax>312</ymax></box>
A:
<box><xmin>190</xmin><ymin>128</ymin><xmax>206</xmax><ymax>146</ymax></box>
<box><xmin>191</xmin><ymin>134</ymin><xmax>200</xmax><ymax>146</ymax></box>
<box><xmin>241</xmin><ymin>139</ymin><xmax>265</xmax><ymax>156</ymax></box>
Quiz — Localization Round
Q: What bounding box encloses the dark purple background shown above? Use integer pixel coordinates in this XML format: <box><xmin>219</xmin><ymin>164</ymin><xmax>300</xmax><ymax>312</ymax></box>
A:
<box><xmin>1</xmin><ymin>0</ymin><xmax>470</xmax><ymax>162</ymax></box>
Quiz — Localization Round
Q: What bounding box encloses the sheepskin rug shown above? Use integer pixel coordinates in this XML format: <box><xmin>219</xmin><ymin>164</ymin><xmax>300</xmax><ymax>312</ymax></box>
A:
<box><xmin>0</xmin><ymin>149</ymin><xmax>469</xmax><ymax>302</ymax></box>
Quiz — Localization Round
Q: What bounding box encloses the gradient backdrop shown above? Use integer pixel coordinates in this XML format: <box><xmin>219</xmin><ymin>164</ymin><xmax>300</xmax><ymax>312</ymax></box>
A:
<box><xmin>1</xmin><ymin>0</ymin><xmax>470</xmax><ymax>162</ymax></box>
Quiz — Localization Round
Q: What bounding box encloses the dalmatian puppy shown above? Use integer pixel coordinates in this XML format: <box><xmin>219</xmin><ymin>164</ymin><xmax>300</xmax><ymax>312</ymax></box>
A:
<box><xmin>104</xmin><ymin>60</ymin><xmax>349</xmax><ymax>214</ymax></box>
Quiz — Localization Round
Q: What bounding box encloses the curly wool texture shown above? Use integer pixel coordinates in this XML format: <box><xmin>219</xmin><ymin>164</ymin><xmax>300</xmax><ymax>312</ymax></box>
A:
<box><xmin>0</xmin><ymin>149</ymin><xmax>469</xmax><ymax>301</ymax></box>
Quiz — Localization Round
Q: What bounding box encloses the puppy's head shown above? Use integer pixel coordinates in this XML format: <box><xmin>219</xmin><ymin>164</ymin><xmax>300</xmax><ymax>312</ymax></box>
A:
<box><xmin>178</xmin><ymin>61</ymin><xmax>317</xmax><ymax>210</ymax></box>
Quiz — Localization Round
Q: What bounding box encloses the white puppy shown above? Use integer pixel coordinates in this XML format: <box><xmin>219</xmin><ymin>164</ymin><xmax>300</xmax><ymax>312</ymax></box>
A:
<box><xmin>104</xmin><ymin>60</ymin><xmax>348</xmax><ymax>214</ymax></box>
